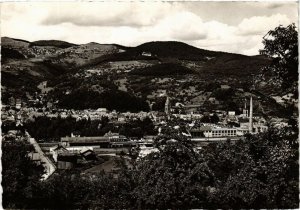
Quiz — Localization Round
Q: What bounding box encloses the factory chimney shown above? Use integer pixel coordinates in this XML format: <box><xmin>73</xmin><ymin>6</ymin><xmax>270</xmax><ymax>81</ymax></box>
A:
<box><xmin>165</xmin><ymin>96</ymin><xmax>170</xmax><ymax>115</ymax></box>
<box><xmin>249</xmin><ymin>96</ymin><xmax>253</xmax><ymax>133</ymax></box>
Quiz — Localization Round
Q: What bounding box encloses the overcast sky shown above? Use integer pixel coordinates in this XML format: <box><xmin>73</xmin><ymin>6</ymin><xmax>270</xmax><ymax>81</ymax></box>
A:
<box><xmin>1</xmin><ymin>1</ymin><xmax>298</xmax><ymax>55</ymax></box>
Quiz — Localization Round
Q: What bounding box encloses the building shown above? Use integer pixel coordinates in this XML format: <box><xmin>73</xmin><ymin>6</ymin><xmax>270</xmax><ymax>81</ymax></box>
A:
<box><xmin>225</xmin><ymin>111</ymin><xmax>238</xmax><ymax>124</ymax></box>
<box><xmin>104</xmin><ymin>131</ymin><xmax>127</xmax><ymax>141</ymax></box>
<box><xmin>205</xmin><ymin>127</ymin><xmax>238</xmax><ymax>137</ymax></box>
<box><xmin>142</xmin><ymin>52</ymin><xmax>152</xmax><ymax>57</ymax></box>
<box><xmin>16</xmin><ymin>98</ymin><xmax>21</xmax><ymax>110</ymax></box>
<box><xmin>61</xmin><ymin>136</ymin><xmax>110</xmax><ymax>147</ymax></box>
<box><xmin>28</xmin><ymin>152</ymin><xmax>41</xmax><ymax>165</ymax></box>
<box><xmin>8</xmin><ymin>97</ymin><xmax>16</xmax><ymax>107</ymax></box>
<box><xmin>50</xmin><ymin>145</ymin><xmax>69</xmax><ymax>162</ymax></box>
<box><xmin>249</xmin><ymin>96</ymin><xmax>253</xmax><ymax>133</ymax></box>
<box><xmin>61</xmin><ymin>132</ymin><xmax>128</xmax><ymax>148</ymax></box>
<box><xmin>57</xmin><ymin>154</ymin><xmax>77</xmax><ymax>170</ymax></box>
<box><xmin>97</xmin><ymin>108</ymin><xmax>108</xmax><ymax>114</ymax></box>
<box><xmin>117</xmin><ymin>115</ymin><xmax>126</xmax><ymax>122</ymax></box>
<box><xmin>139</xmin><ymin>146</ymin><xmax>159</xmax><ymax>158</ymax></box>
<box><xmin>190</xmin><ymin>126</ymin><xmax>239</xmax><ymax>138</ymax></box>
<box><xmin>80</xmin><ymin>148</ymin><xmax>97</xmax><ymax>160</ymax></box>
<box><xmin>221</xmin><ymin>84</ymin><xmax>231</xmax><ymax>89</ymax></box>
<box><xmin>104</xmin><ymin>131</ymin><xmax>128</xmax><ymax>147</ymax></box>
<box><xmin>49</xmin><ymin>145</ymin><xmax>78</xmax><ymax>169</ymax></box>
<box><xmin>242</xmin><ymin>99</ymin><xmax>249</xmax><ymax>117</ymax></box>
<box><xmin>183</xmin><ymin>104</ymin><xmax>201</xmax><ymax>114</ymax></box>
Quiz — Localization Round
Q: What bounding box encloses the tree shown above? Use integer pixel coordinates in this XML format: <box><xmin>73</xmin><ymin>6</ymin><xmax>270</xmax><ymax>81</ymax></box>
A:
<box><xmin>132</xmin><ymin>126</ymin><xmax>215</xmax><ymax>209</ymax></box>
<box><xmin>260</xmin><ymin>24</ymin><xmax>298</xmax><ymax>97</ymax></box>
<box><xmin>201</xmin><ymin>115</ymin><xmax>210</xmax><ymax>123</ymax></box>
<box><xmin>2</xmin><ymin>139</ymin><xmax>44</xmax><ymax>208</ymax></box>
<box><xmin>205</xmin><ymin>126</ymin><xmax>299</xmax><ymax>208</ymax></box>
<box><xmin>29</xmin><ymin>171</ymin><xmax>134</xmax><ymax>209</ymax></box>
<box><xmin>210</xmin><ymin>113</ymin><xmax>220</xmax><ymax>124</ymax></box>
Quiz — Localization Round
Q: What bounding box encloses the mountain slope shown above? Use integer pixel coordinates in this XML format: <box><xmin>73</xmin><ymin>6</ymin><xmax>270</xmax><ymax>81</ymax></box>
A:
<box><xmin>29</xmin><ymin>40</ymin><xmax>78</xmax><ymax>48</ymax></box>
<box><xmin>130</xmin><ymin>63</ymin><xmax>197</xmax><ymax>76</ymax></box>
<box><xmin>1</xmin><ymin>37</ymin><xmax>272</xmax><ymax>112</ymax></box>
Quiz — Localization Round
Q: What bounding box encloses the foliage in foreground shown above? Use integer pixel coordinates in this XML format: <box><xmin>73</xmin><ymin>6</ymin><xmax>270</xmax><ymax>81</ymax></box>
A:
<box><xmin>2</xmin><ymin>140</ymin><xmax>44</xmax><ymax>209</ymax></box>
<box><xmin>2</xmin><ymin>124</ymin><xmax>298</xmax><ymax>209</ymax></box>
<box><xmin>260</xmin><ymin>23</ymin><xmax>298</xmax><ymax>97</ymax></box>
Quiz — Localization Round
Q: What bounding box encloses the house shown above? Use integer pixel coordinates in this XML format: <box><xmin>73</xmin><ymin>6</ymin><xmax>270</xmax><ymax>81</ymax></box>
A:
<box><xmin>1</xmin><ymin>113</ymin><xmax>8</xmax><ymax>120</ymax></box>
<box><xmin>97</xmin><ymin>108</ymin><xmax>108</xmax><ymax>114</ymax></box>
<box><xmin>28</xmin><ymin>152</ymin><xmax>41</xmax><ymax>165</ymax></box>
<box><xmin>104</xmin><ymin>131</ymin><xmax>127</xmax><ymax>142</ymax></box>
<box><xmin>221</xmin><ymin>85</ymin><xmax>231</xmax><ymax>89</ymax></box>
<box><xmin>228</xmin><ymin>111</ymin><xmax>235</xmax><ymax>116</ymax></box>
<box><xmin>142</xmin><ymin>135</ymin><xmax>156</xmax><ymax>142</ymax></box>
<box><xmin>50</xmin><ymin>145</ymin><xmax>69</xmax><ymax>162</ymax></box>
<box><xmin>184</xmin><ymin>104</ymin><xmax>201</xmax><ymax>114</ymax></box>
<box><xmin>16</xmin><ymin>102</ymin><xmax>21</xmax><ymax>110</ymax></box>
<box><xmin>57</xmin><ymin>154</ymin><xmax>78</xmax><ymax>170</ymax></box>
<box><xmin>80</xmin><ymin>148</ymin><xmax>97</xmax><ymax>160</ymax></box>
<box><xmin>208</xmin><ymin>97</ymin><xmax>216</xmax><ymax>103</ymax></box>
<box><xmin>141</xmin><ymin>52</ymin><xmax>152</xmax><ymax>57</ymax></box>
<box><xmin>6</xmin><ymin>130</ymin><xmax>18</xmax><ymax>139</ymax></box>
<box><xmin>237</xmin><ymin>88</ymin><xmax>244</xmax><ymax>92</ymax></box>
<box><xmin>192</xmin><ymin>114</ymin><xmax>202</xmax><ymax>120</ymax></box>
<box><xmin>270</xmin><ymin>118</ymin><xmax>288</xmax><ymax>128</ymax></box>
<box><xmin>8</xmin><ymin>96</ymin><xmax>15</xmax><ymax>107</ymax></box>
<box><xmin>138</xmin><ymin>146</ymin><xmax>159</xmax><ymax>158</ymax></box>
<box><xmin>190</xmin><ymin>95</ymin><xmax>206</xmax><ymax>104</ymax></box>
<box><xmin>47</xmin><ymin>102</ymin><xmax>53</xmax><ymax>109</ymax></box>
<box><xmin>117</xmin><ymin>115</ymin><xmax>126</xmax><ymax>122</ymax></box>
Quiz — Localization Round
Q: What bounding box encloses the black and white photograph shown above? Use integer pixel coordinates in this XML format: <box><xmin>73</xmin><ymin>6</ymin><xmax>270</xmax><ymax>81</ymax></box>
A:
<box><xmin>0</xmin><ymin>1</ymin><xmax>298</xmax><ymax>209</ymax></box>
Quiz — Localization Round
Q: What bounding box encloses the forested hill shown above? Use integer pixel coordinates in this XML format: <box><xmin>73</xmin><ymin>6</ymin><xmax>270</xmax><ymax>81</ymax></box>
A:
<box><xmin>124</xmin><ymin>41</ymin><xmax>224</xmax><ymax>60</ymax></box>
<box><xmin>1</xmin><ymin>36</ymin><xmax>272</xmax><ymax>112</ymax></box>
<box><xmin>29</xmin><ymin>40</ymin><xmax>78</xmax><ymax>48</ymax></box>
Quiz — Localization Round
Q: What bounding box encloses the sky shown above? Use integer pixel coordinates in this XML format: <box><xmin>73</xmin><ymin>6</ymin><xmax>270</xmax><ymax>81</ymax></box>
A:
<box><xmin>0</xmin><ymin>1</ymin><xmax>298</xmax><ymax>55</ymax></box>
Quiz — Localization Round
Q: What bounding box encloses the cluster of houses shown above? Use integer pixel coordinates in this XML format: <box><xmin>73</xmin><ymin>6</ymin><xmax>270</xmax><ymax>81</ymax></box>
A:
<box><xmin>272</xmin><ymin>93</ymin><xmax>298</xmax><ymax>108</ymax></box>
<box><xmin>2</xmin><ymin>93</ymin><xmax>288</xmax><ymax>138</ymax></box>
<box><xmin>47</xmin><ymin>131</ymin><xmax>137</xmax><ymax>170</ymax></box>
<box><xmin>2</xmin><ymin>94</ymin><xmax>291</xmax><ymax>174</ymax></box>
<box><xmin>49</xmin><ymin>145</ymin><xmax>97</xmax><ymax>169</ymax></box>
<box><xmin>83</xmin><ymin>60</ymin><xmax>154</xmax><ymax>77</ymax></box>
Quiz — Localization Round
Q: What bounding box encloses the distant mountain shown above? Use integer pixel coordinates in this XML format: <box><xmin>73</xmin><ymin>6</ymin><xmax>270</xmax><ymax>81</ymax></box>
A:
<box><xmin>29</xmin><ymin>40</ymin><xmax>78</xmax><ymax>48</ymax></box>
<box><xmin>95</xmin><ymin>41</ymin><xmax>223</xmax><ymax>63</ymax></box>
<box><xmin>1</xmin><ymin>37</ymin><xmax>30</xmax><ymax>50</ymax></box>
<box><xmin>133</xmin><ymin>41</ymin><xmax>223</xmax><ymax>59</ymax></box>
<box><xmin>1</xmin><ymin>37</ymin><xmax>274</xmax><ymax>112</ymax></box>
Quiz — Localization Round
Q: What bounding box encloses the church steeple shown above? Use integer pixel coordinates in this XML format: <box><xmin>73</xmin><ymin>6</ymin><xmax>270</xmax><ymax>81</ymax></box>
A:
<box><xmin>243</xmin><ymin>98</ymin><xmax>248</xmax><ymax>117</ymax></box>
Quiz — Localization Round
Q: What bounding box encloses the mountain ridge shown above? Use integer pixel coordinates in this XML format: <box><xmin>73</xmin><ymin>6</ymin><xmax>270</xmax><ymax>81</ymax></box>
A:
<box><xmin>1</xmin><ymin>36</ymin><xmax>272</xmax><ymax>112</ymax></box>
<box><xmin>2</xmin><ymin>36</ymin><xmax>260</xmax><ymax>57</ymax></box>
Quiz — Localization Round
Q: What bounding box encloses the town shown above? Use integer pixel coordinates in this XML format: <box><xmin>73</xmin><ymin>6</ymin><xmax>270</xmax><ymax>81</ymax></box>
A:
<box><xmin>2</xmin><ymin>88</ymin><xmax>290</xmax><ymax>176</ymax></box>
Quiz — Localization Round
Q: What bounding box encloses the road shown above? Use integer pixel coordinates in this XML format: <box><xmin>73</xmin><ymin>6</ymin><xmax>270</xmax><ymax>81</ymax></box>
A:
<box><xmin>26</xmin><ymin>132</ymin><xmax>56</xmax><ymax>180</ymax></box>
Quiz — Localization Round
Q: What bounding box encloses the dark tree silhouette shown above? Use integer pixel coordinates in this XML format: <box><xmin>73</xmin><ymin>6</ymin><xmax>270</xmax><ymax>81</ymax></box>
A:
<box><xmin>2</xmin><ymin>139</ymin><xmax>44</xmax><ymax>209</ymax></box>
<box><xmin>260</xmin><ymin>24</ymin><xmax>298</xmax><ymax>97</ymax></box>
